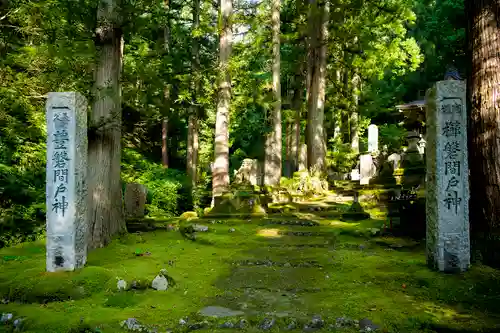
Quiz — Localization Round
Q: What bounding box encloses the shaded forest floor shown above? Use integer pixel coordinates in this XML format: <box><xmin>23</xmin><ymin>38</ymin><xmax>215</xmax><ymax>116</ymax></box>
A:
<box><xmin>0</xmin><ymin>196</ymin><xmax>499</xmax><ymax>332</ymax></box>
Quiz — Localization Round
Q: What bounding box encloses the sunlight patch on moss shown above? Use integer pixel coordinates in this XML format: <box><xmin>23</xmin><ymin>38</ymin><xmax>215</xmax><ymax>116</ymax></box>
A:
<box><xmin>256</xmin><ymin>228</ymin><xmax>282</xmax><ymax>238</ymax></box>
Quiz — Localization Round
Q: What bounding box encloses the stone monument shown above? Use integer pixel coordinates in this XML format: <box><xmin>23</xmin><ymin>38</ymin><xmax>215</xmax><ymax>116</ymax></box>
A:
<box><xmin>46</xmin><ymin>92</ymin><xmax>88</xmax><ymax>272</ymax></box>
<box><xmin>124</xmin><ymin>183</ymin><xmax>147</xmax><ymax>218</ymax></box>
<box><xmin>234</xmin><ymin>159</ymin><xmax>259</xmax><ymax>186</ymax></box>
<box><xmin>426</xmin><ymin>80</ymin><xmax>470</xmax><ymax>273</ymax></box>
<box><xmin>368</xmin><ymin>124</ymin><xmax>379</xmax><ymax>153</ymax></box>
<box><xmin>359</xmin><ymin>154</ymin><xmax>376</xmax><ymax>185</ymax></box>
<box><xmin>298</xmin><ymin>144</ymin><xmax>307</xmax><ymax>171</ymax></box>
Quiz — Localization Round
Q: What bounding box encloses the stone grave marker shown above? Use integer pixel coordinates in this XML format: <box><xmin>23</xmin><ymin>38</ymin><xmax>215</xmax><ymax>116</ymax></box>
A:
<box><xmin>46</xmin><ymin>92</ymin><xmax>88</xmax><ymax>272</ymax></box>
<box><xmin>360</xmin><ymin>154</ymin><xmax>376</xmax><ymax>185</ymax></box>
<box><xmin>368</xmin><ymin>124</ymin><xmax>379</xmax><ymax>153</ymax></box>
<box><xmin>298</xmin><ymin>144</ymin><xmax>307</xmax><ymax>171</ymax></box>
<box><xmin>124</xmin><ymin>183</ymin><xmax>148</xmax><ymax>218</ymax></box>
<box><xmin>234</xmin><ymin>159</ymin><xmax>259</xmax><ymax>185</ymax></box>
<box><xmin>426</xmin><ymin>80</ymin><xmax>470</xmax><ymax>273</ymax></box>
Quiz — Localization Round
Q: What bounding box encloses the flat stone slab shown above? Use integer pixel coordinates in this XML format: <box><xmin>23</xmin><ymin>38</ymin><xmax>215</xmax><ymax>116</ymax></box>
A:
<box><xmin>267</xmin><ymin>243</ymin><xmax>331</xmax><ymax>248</ymax></box>
<box><xmin>232</xmin><ymin>259</ymin><xmax>323</xmax><ymax>268</ymax></box>
<box><xmin>199</xmin><ymin>306</ymin><xmax>244</xmax><ymax>318</ymax></box>
<box><xmin>278</xmin><ymin>231</ymin><xmax>330</xmax><ymax>237</ymax></box>
<box><xmin>262</xmin><ymin>220</ymin><xmax>320</xmax><ymax>227</ymax></box>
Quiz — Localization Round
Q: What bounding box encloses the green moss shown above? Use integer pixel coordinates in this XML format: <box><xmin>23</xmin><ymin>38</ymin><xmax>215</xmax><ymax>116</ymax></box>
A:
<box><xmin>0</xmin><ymin>201</ymin><xmax>498</xmax><ymax>332</ymax></box>
<box><xmin>180</xmin><ymin>211</ymin><xmax>198</xmax><ymax>220</ymax></box>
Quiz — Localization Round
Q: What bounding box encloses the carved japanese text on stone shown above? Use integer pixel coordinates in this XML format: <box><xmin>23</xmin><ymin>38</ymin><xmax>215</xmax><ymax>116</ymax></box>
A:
<box><xmin>425</xmin><ymin>80</ymin><xmax>469</xmax><ymax>273</ymax></box>
<box><xmin>46</xmin><ymin>92</ymin><xmax>88</xmax><ymax>272</ymax></box>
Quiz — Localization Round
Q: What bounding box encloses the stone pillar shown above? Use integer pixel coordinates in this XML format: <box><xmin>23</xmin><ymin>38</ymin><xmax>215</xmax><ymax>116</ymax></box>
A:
<box><xmin>124</xmin><ymin>183</ymin><xmax>147</xmax><ymax>218</ymax></box>
<box><xmin>359</xmin><ymin>154</ymin><xmax>375</xmax><ymax>185</ymax></box>
<box><xmin>46</xmin><ymin>92</ymin><xmax>88</xmax><ymax>272</ymax></box>
<box><xmin>368</xmin><ymin>124</ymin><xmax>378</xmax><ymax>153</ymax></box>
<box><xmin>426</xmin><ymin>80</ymin><xmax>470</xmax><ymax>273</ymax></box>
<box><xmin>298</xmin><ymin>144</ymin><xmax>307</xmax><ymax>171</ymax></box>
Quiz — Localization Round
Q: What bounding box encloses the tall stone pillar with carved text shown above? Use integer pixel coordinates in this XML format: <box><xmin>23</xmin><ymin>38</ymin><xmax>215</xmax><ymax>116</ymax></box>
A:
<box><xmin>46</xmin><ymin>92</ymin><xmax>88</xmax><ymax>272</ymax></box>
<box><xmin>426</xmin><ymin>80</ymin><xmax>470</xmax><ymax>273</ymax></box>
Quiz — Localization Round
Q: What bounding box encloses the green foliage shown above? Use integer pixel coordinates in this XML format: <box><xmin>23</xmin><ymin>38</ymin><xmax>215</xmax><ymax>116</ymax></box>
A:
<box><xmin>327</xmin><ymin>144</ymin><xmax>359</xmax><ymax>173</ymax></box>
<box><xmin>122</xmin><ymin>148</ymin><xmax>190</xmax><ymax>217</ymax></box>
<box><xmin>0</xmin><ymin>212</ymin><xmax>499</xmax><ymax>331</ymax></box>
<box><xmin>379</xmin><ymin>124</ymin><xmax>406</xmax><ymax>152</ymax></box>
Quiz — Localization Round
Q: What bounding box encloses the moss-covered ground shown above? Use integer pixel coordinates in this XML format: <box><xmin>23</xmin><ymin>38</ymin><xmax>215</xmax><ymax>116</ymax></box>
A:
<box><xmin>0</xmin><ymin>196</ymin><xmax>499</xmax><ymax>332</ymax></box>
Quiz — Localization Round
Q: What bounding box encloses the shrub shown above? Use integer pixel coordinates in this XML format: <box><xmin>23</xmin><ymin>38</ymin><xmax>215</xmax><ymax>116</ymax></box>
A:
<box><xmin>122</xmin><ymin>148</ymin><xmax>191</xmax><ymax>217</ymax></box>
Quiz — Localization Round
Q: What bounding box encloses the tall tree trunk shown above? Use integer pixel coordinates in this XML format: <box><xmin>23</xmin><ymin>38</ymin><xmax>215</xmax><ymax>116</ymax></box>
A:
<box><xmin>187</xmin><ymin>0</ymin><xmax>201</xmax><ymax>187</ymax></box>
<box><xmin>466</xmin><ymin>0</ymin><xmax>500</xmax><ymax>267</ymax></box>
<box><xmin>351</xmin><ymin>69</ymin><xmax>360</xmax><ymax>154</ymax></box>
<box><xmin>88</xmin><ymin>0</ymin><xmax>125</xmax><ymax>249</ymax></box>
<box><xmin>162</xmin><ymin>118</ymin><xmax>169</xmax><ymax>167</ymax></box>
<box><xmin>213</xmin><ymin>0</ymin><xmax>232</xmax><ymax>202</ymax></box>
<box><xmin>264</xmin><ymin>0</ymin><xmax>282</xmax><ymax>185</ymax></box>
<box><xmin>162</xmin><ymin>0</ymin><xmax>171</xmax><ymax>168</ymax></box>
<box><xmin>290</xmin><ymin>60</ymin><xmax>305</xmax><ymax>174</ymax></box>
<box><xmin>285</xmin><ymin>122</ymin><xmax>292</xmax><ymax>177</ymax></box>
<box><xmin>306</xmin><ymin>0</ymin><xmax>328</xmax><ymax>175</ymax></box>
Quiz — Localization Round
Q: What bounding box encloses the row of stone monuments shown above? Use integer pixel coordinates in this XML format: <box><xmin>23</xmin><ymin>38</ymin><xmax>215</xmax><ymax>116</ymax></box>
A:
<box><xmin>45</xmin><ymin>79</ymin><xmax>470</xmax><ymax>274</ymax></box>
<box><xmin>349</xmin><ymin>80</ymin><xmax>469</xmax><ymax>272</ymax></box>
<box><xmin>45</xmin><ymin>92</ymin><xmax>148</xmax><ymax>272</ymax></box>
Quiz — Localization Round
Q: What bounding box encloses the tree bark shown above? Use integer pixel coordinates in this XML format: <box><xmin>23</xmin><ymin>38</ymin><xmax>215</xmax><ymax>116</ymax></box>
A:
<box><xmin>162</xmin><ymin>117</ymin><xmax>169</xmax><ymax>167</ymax></box>
<box><xmin>306</xmin><ymin>0</ymin><xmax>328</xmax><ymax>175</ymax></box>
<box><xmin>290</xmin><ymin>60</ymin><xmax>305</xmax><ymax>175</ymax></box>
<box><xmin>162</xmin><ymin>0</ymin><xmax>171</xmax><ymax>168</ymax></box>
<box><xmin>264</xmin><ymin>0</ymin><xmax>282</xmax><ymax>185</ymax></box>
<box><xmin>351</xmin><ymin>69</ymin><xmax>360</xmax><ymax>154</ymax></box>
<box><xmin>284</xmin><ymin>122</ymin><xmax>292</xmax><ymax>177</ymax></box>
<box><xmin>187</xmin><ymin>0</ymin><xmax>201</xmax><ymax>187</ymax></box>
<box><xmin>466</xmin><ymin>0</ymin><xmax>500</xmax><ymax>267</ymax></box>
<box><xmin>213</xmin><ymin>0</ymin><xmax>232</xmax><ymax>201</ymax></box>
<box><xmin>88</xmin><ymin>0</ymin><xmax>125</xmax><ymax>249</ymax></box>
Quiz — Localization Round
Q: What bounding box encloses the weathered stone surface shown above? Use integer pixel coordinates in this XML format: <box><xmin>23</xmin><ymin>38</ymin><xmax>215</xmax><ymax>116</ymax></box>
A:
<box><xmin>426</xmin><ymin>80</ymin><xmax>470</xmax><ymax>273</ymax></box>
<box><xmin>368</xmin><ymin>124</ymin><xmax>378</xmax><ymax>153</ymax></box>
<box><xmin>151</xmin><ymin>275</ymin><xmax>168</xmax><ymax>291</ymax></box>
<box><xmin>117</xmin><ymin>279</ymin><xmax>127</xmax><ymax>291</ymax></box>
<box><xmin>124</xmin><ymin>183</ymin><xmax>147</xmax><ymax>218</ymax></box>
<box><xmin>234</xmin><ymin>159</ymin><xmax>260</xmax><ymax>186</ymax></box>
<box><xmin>360</xmin><ymin>154</ymin><xmax>376</xmax><ymax>185</ymax></box>
<box><xmin>387</xmin><ymin>153</ymin><xmax>401</xmax><ymax>170</ymax></box>
<box><xmin>298</xmin><ymin>144</ymin><xmax>307</xmax><ymax>171</ymax></box>
<box><xmin>46</xmin><ymin>92</ymin><xmax>88</xmax><ymax>272</ymax></box>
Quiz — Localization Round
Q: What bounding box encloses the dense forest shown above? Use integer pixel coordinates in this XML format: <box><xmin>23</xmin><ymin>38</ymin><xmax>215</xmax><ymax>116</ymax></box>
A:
<box><xmin>0</xmin><ymin>0</ymin><xmax>465</xmax><ymax>247</ymax></box>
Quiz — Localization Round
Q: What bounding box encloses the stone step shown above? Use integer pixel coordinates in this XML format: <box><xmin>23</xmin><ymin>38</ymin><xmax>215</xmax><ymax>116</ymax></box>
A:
<box><xmin>261</xmin><ymin>219</ymin><xmax>320</xmax><ymax>227</ymax></box>
<box><xmin>277</xmin><ymin>231</ymin><xmax>335</xmax><ymax>237</ymax></box>
<box><xmin>214</xmin><ymin>266</ymin><xmax>334</xmax><ymax>291</ymax></box>
<box><xmin>231</xmin><ymin>259</ymin><xmax>323</xmax><ymax>268</ymax></box>
<box><xmin>266</xmin><ymin>243</ymin><xmax>333</xmax><ymax>248</ymax></box>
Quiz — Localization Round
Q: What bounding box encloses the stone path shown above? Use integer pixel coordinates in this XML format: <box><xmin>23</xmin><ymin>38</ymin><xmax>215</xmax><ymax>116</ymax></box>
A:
<box><xmin>182</xmin><ymin>197</ymin><xmax>380</xmax><ymax>332</ymax></box>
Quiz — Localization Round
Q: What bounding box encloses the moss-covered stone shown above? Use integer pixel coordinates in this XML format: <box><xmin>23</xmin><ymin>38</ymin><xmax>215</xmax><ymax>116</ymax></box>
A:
<box><xmin>179</xmin><ymin>211</ymin><xmax>198</xmax><ymax>220</ymax></box>
<box><xmin>341</xmin><ymin>200</ymin><xmax>370</xmax><ymax>221</ymax></box>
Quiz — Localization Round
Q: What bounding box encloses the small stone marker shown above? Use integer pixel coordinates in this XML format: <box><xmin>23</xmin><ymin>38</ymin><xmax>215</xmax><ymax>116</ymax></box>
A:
<box><xmin>426</xmin><ymin>80</ymin><xmax>470</xmax><ymax>273</ymax></box>
<box><xmin>359</xmin><ymin>154</ymin><xmax>375</xmax><ymax>185</ymax></box>
<box><xmin>368</xmin><ymin>124</ymin><xmax>378</xmax><ymax>153</ymax></box>
<box><xmin>151</xmin><ymin>275</ymin><xmax>168</xmax><ymax>290</ymax></box>
<box><xmin>234</xmin><ymin>159</ymin><xmax>259</xmax><ymax>185</ymax></box>
<box><xmin>46</xmin><ymin>92</ymin><xmax>88</xmax><ymax>272</ymax></box>
<box><xmin>298</xmin><ymin>144</ymin><xmax>307</xmax><ymax>171</ymax></box>
<box><xmin>124</xmin><ymin>183</ymin><xmax>147</xmax><ymax>218</ymax></box>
